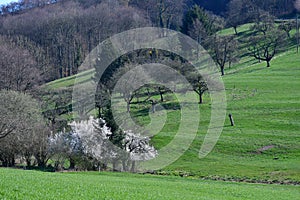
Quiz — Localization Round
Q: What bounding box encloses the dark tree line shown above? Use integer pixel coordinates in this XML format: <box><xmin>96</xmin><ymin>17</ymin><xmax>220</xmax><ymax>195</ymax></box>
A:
<box><xmin>0</xmin><ymin>35</ymin><xmax>43</xmax><ymax>91</ymax></box>
<box><xmin>0</xmin><ymin>0</ymin><xmax>150</xmax><ymax>81</ymax></box>
<box><xmin>226</xmin><ymin>0</ymin><xmax>297</xmax><ymax>35</ymax></box>
<box><xmin>0</xmin><ymin>0</ymin><xmax>296</xmax><ymax>83</ymax></box>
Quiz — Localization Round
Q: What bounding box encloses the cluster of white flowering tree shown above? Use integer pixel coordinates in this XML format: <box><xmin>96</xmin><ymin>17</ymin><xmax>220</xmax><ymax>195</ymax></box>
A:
<box><xmin>49</xmin><ymin>116</ymin><xmax>157</xmax><ymax>172</ymax></box>
<box><xmin>48</xmin><ymin>130</ymin><xmax>83</xmax><ymax>170</ymax></box>
<box><xmin>69</xmin><ymin>116</ymin><xmax>115</xmax><ymax>170</ymax></box>
<box><xmin>124</xmin><ymin>130</ymin><xmax>157</xmax><ymax>172</ymax></box>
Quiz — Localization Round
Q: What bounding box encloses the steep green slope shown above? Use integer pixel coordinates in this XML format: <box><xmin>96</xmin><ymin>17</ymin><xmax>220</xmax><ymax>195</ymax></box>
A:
<box><xmin>159</xmin><ymin>49</ymin><xmax>300</xmax><ymax>183</ymax></box>
<box><xmin>44</xmin><ymin>26</ymin><xmax>300</xmax><ymax>182</ymax></box>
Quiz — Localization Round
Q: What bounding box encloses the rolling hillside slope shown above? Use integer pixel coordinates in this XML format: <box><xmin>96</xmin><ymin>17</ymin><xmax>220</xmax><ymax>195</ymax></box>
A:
<box><xmin>44</xmin><ymin>25</ymin><xmax>300</xmax><ymax>183</ymax></box>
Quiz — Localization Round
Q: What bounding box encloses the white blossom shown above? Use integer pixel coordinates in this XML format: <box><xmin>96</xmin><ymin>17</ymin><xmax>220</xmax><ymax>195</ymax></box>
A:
<box><xmin>68</xmin><ymin>116</ymin><xmax>112</xmax><ymax>160</ymax></box>
<box><xmin>124</xmin><ymin>130</ymin><xmax>158</xmax><ymax>161</ymax></box>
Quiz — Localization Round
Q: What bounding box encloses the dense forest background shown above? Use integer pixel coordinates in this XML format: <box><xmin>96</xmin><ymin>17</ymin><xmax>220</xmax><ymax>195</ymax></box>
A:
<box><xmin>0</xmin><ymin>0</ymin><xmax>297</xmax><ymax>85</ymax></box>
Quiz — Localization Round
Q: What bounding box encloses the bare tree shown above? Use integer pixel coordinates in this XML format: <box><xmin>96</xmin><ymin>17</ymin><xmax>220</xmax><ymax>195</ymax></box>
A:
<box><xmin>0</xmin><ymin>90</ymin><xmax>47</xmax><ymax>167</ymax></box>
<box><xmin>251</xmin><ymin>11</ymin><xmax>275</xmax><ymax>35</ymax></box>
<box><xmin>251</xmin><ymin>0</ymin><xmax>296</xmax><ymax>17</ymax></box>
<box><xmin>208</xmin><ymin>35</ymin><xmax>239</xmax><ymax>76</ymax></box>
<box><xmin>278</xmin><ymin>21</ymin><xmax>296</xmax><ymax>38</ymax></box>
<box><xmin>295</xmin><ymin>0</ymin><xmax>300</xmax><ymax>53</ymax></box>
<box><xmin>0</xmin><ymin>37</ymin><xmax>41</xmax><ymax>91</ymax></box>
<box><xmin>296</xmin><ymin>0</ymin><xmax>300</xmax><ymax>11</ymax></box>
<box><xmin>247</xmin><ymin>28</ymin><xmax>286</xmax><ymax>67</ymax></box>
<box><xmin>226</xmin><ymin>0</ymin><xmax>256</xmax><ymax>35</ymax></box>
<box><xmin>188</xmin><ymin>19</ymin><xmax>208</xmax><ymax>45</ymax></box>
<box><xmin>110</xmin><ymin>64</ymin><xmax>148</xmax><ymax>113</ymax></box>
<box><xmin>131</xmin><ymin>0</ymin><xmax>184</xmax><ymax>30</ymax></box>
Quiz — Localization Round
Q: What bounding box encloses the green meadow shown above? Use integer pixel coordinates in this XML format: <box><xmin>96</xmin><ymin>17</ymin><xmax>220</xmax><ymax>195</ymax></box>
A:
<box><xmin>4</xmin><ymin>24</ymin><xmax>298</xmax><ymax>199</ymax></box>
<box><xmin>0</xmin><ymin>168</ymin><xmax>299</xmax><ymax>200</ymax></box>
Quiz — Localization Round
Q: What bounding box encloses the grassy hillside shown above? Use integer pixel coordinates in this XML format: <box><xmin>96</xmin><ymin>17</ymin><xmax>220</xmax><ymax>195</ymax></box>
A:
<box><xmin>46</xmin><ymin>69</ymin><xmax>95</xmax><ymax>89</ymax></box>
<box><xmin>44</xmin><ymin>26</ymin><xmax>300</xmax><ymax>183</ymax></box>
<box><xmin>159</xmin><ymin>49</ymin><xmax>300</xmax><ymax>182</ymax></box>
<box><xmin>0</xmin><ymin>168</ymin><xmax>299</xmax><ymax>200</ymax></box>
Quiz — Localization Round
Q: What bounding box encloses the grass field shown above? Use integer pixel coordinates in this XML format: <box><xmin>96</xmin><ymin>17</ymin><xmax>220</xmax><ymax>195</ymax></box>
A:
<box><xmin>122</xmin><ymin>43</ymin><xmax>300</xmax><ymax>182</ymax></box>
<box><xmin>38</xmin><ymin>25</ymin><xmax>300</xmax><ymax>186</ymax></box>
<box><xmin>157</xmin><ymin>49</ymin><xmax>300</xmax><ymax>182</ymax></box>
<box><xmin>0</xmin><ymin>168</ymin><xmax>299</xmax><ymax>200</ymax></box>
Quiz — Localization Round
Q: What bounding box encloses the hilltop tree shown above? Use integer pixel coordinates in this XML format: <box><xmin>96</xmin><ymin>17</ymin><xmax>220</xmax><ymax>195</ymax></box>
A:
<box><xmin>182</xmin><ymin>5</ymin><xmax>224</xmax><ymax>43</ymax></box>
<box><xmin>208</xmin><ymin>35</ymin><xmax>239</xmax><ymax>76</ymax></box>
<box><xmin>251</xmin><ymin>11</ymin><xmax>275</xmax><ymax>35</ymax></box>
<box><xmin>131</xmin><ymin>0</ymin><xmax>184</xmax><ymax>30</ymax></box>
<box><xmin>296</xmin><ymin>0</ymin><xmax>300</xmax><ymax>11</ymax></box>
<box><xmin>278</xmin><ymin>21</ymin><xmax>296</xmax><ymax>38</ymax></box>
<box><xmin>251</xmin><ymin>0</ymin><xmax>295</xmax><ymax>17</ymax></box>
<box><xmin>247</xmin><ymin>28</ymin><xmax>286</xmax><ymax>67</ymax></box>
<box><xmin>226</xmin><ymin>0</ymin><xmax>256</xmax><ymax>34</ymax></box>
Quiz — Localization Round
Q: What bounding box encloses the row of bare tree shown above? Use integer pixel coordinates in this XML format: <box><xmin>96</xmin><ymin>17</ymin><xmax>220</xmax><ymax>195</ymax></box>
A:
<box><xmin>0</xmin><ymin>0</ymin><xmax>297</xmax><ymax>83</ymax></box>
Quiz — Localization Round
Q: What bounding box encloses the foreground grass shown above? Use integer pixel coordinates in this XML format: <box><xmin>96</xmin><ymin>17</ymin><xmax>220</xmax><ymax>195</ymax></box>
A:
<box><xmin>0</xmin><ymin>168</ymin><xmax>299</xmax><ymax>200</ymax></box>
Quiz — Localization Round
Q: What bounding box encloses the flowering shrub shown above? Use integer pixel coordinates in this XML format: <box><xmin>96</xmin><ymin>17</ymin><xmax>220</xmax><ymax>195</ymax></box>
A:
<box><xmin>48</xmin><ymin>116</ymin><xmax>158</xmax><ymax>171</ymax></box>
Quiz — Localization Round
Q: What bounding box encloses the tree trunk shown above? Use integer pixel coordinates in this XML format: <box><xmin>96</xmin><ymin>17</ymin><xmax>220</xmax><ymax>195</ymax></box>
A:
<box><xmin>229</xmin><ymin>114</ymin><xmax>235</xmax><ymax>126</ymax></box>
<box><xmin>221</xmin><ymin>66</ymin><xmax>225</xmax><ymax>76</ymax></box>
<box><xmin>159</xmin><ymin>87</ymin><xmax>164</xmax><ymax>102</ymax></box>
<box><xmin>37</xmin><ymin>159</ymin><xmax>46</xmax><ymax>168</ymax></box>
<box><xmin>10</xmin><ymin>156</ymin><xmax>15</xmax><ymax>167</ymax></box>
<box><xmin>1</xmin><ymin>159</ymin><xmax>7</xmax><ymax>167</ymax></box>
<box><xmin>26</xmin><ymin>157</ymin><xmax>31</xmax><ymax>167</ymax></box>
<box><xmin>122</xmin><ymin>159</ymin><xmax>127</xmax><ymax>172</ymax></box>
<box><xmin>97</xmin><ymin>106</ymin><xmax>101</xmax><ymax>118</ymax></box>
<box><xmin>112</xmin><ymin>160</ymin><xmax>118</xmax><ymax>171</ymax></box>
<box><xmin>199</xmin><ymin>93</ymin><xmax>203</xmax><ymax>104</ymax></box>
<box><xmin>126</xmin><ymin>159</ymin><xmax>132</xmax><ymax>172</ymax></box>
<box><xmin>2</xmin><ymin>159</ymin><xmax>8</xmax><ymax>167</ymax></box>
<box><xmin>126</xmin><ymin>102</ymin><xmax>130</xmax><ymax>113</ymax></box>
<box><xmin>266</xmin><ymin>60</ymin><xmax>270</xmax><ymax>67</ymax></box>
<box><xmin>234</xmin><ymin>26</ymin><xmax>238</xmax><ymax>35</ymax></box>
<box><xmin>152</xmin><ymin>103</ymin><xmax>156</xmax><ymax>113</ymax></box>
<box><xmin>130</xmin><ymin>161</ymin><xmax>136</xmax><ymax>172</ymax></box>
<box><xmin>35</xmin><ymin>151</ymin><xmax>48</xmax><ymax>168</ymax></box>
<box><xmin>100</xmin><ymin>163</ymin><xmax>107</xmax><ymax>171</ymax></box>
<box><xmin>69</xmin><ymin>157</ymin><xmax>75</xmax><ymax>169</ymax></box>
<box><xmin>150</xmin><ymin>100</ymin><xmax>156</xmax><ymax>113</ymax></box>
